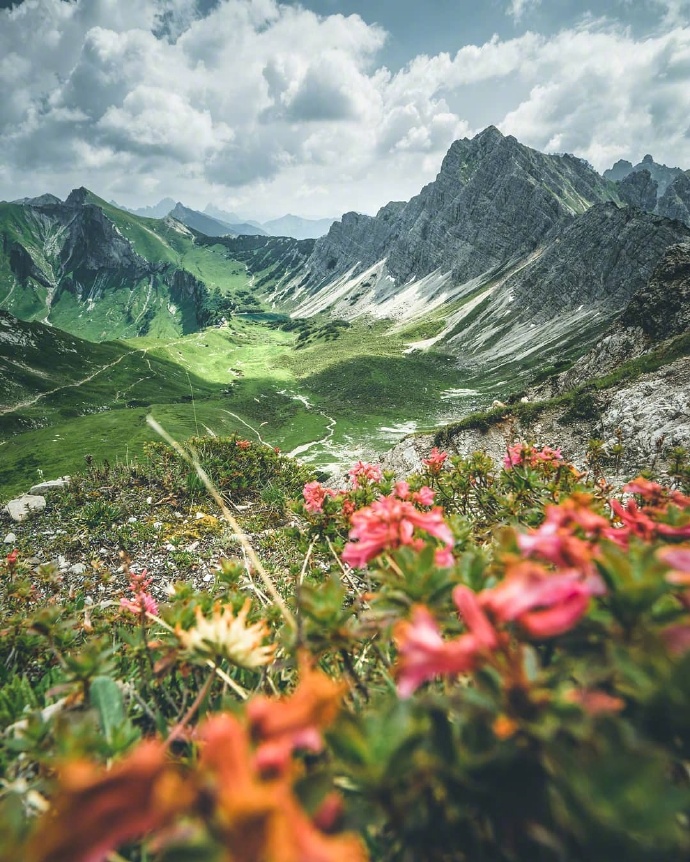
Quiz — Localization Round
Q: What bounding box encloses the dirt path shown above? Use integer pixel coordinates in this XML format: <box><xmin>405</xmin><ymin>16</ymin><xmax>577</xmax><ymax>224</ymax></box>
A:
<box><xmin>0</xmin><ymin>350</ymin><xmax>134</xmax><ymax>415</ymax></box>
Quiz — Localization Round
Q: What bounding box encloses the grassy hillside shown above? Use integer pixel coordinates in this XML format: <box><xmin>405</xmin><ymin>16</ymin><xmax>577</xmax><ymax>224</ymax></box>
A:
<box><xmin>0</xmin><ymin>313</ymin><xmax>493</xmax><ymax>498</ymax></box>
<box><xmin>0</xmin><ymin>193</ymin><xmax>312</xmax><ymax>343</ymax></box>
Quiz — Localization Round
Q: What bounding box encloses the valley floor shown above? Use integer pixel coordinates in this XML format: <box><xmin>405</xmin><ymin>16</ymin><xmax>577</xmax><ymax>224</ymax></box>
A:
<box><xmin>0</xmin><ymin>317</ymin><xmax>497</xmax><ymax>498</ymax></box>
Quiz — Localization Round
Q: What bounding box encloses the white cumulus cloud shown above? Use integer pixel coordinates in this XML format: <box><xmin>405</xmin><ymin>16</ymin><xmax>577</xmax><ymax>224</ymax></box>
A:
<box><xmin>0</xmin><ymin>0</ymin><xmax>689</xmax><ymax>218</ymax></box>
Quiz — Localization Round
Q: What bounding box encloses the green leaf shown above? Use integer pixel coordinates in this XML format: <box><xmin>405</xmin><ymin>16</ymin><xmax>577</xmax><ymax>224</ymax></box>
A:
<box><xmin>89</xmin><ymin>675</ymin><xmax>125</xmax><ymax>745</ymax></box>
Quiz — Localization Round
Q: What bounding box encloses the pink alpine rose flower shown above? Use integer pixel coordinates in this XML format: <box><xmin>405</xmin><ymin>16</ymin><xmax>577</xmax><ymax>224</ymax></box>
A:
<box><xmin>347</xmin><ymin>461</ymin><xmax>383</xmax><ymax>488</ymax></box>
<box><xmin>624</xmin><ymin>476</ymin><xmax>690</xmax><ymax>508</ymax></box>
<box><xmin>121</xmin><ymin>569</ymin><xmax>158</xmax><ymax>617</ymax></box>
<box><xmin>452</xmin><ymin>585</ymin><xmax>499</xmax><ymax>650</ymax></box>
<box><xmin>660</xmin><ymin>546</ymin><xmax>690</xmax><ymax>585</ymax></box>
<box><xmin>412</xmin><ymin>486</ymin><xmax>436</xmax><ymax>507</ymax></box>
<box><xmin>480</xmin><ymin>562</ymin><xmax>593</xmax><ymax>638</ymax></box>
<box><xmin>341</xmin><ymin>495</ymin><xmax>454</xmax><ymax>569</ymax></box>
<box><xmin>504</xmin><ymin>443</ymin><xmax>563</xmax><ymax>470</ymax></box>
<box><xmin>394</xmin><ymin>606</ymin><xmax>478</xmax><ymax>698</ymax></box>
<box><xmin>422</xmin><ymin>447</ymin><xmax>448</xmax><ymax>475</ymax></box>
<box><xmin>302</xmin><ymin>481</ymin><xmax>337</xmax><ymax>514</ymax></box>
<box><xmin>393</xmin><ymin>480</ymin><xmax>410</xmax><ymax>499</ymax></box>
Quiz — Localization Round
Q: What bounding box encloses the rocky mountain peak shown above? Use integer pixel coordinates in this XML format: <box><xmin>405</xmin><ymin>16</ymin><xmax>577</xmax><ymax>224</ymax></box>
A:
<box><xmin>292</xmin><ymin>127</ymin><xmax>619</xmax><ymax>305</ymax></box>
<box><xmin>65</xmin><ymin>187</ymin><xmax>90</xmax><ymax>207</ymax></box>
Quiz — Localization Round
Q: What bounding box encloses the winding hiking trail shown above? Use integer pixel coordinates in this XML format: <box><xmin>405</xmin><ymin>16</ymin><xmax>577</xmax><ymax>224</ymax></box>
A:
<box><xmin>0</xmin><ymin>330</ymin><xmax>202</xmax><ymax>416</ymax></box>
<box><xmin>277</xmin><ymin>389</ymin><xmax>337</xmax><ymax>459</ymax></box>
<box><xmin>220</xmin><ymin>410</ymin><xmax>270</xmax><ymax>445</ymax></box>
<box><xmin>287</xmin><ymin>412</ymin><xmax>337</xmax><ymax>459</ymax></box>
<box><xmin>0</xmin><ymin>350</ymin><xmax>133</xmax><ymax>415</ymax></box>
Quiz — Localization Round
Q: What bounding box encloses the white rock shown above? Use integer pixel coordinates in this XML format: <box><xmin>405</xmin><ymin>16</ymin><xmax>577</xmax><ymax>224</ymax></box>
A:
<box><xmin>203</xmin><ymin>573</ymin><xmax>212</xmax><ymax>582</ymax></box>
<box><xmin>4</xmin><ymin>533</ymin><xmax>16</xmax><ymax>544</ymax></box>
<box><xmin>69</xmin><ymin>563</ymin><xmax>87</xmax><ymax>575</ymax></box>
<box><xmin>4</xmin><ymin>495</ymin><xmax>46</xmax><ymax>523</ymax></box>
<box><xmin>29</xmin><ymin>476</ymin><xmax>70</xmax><ymax>495</ymax></box>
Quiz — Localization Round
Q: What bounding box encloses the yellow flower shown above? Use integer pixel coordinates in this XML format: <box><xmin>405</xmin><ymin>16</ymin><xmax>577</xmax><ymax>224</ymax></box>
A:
<box><xmin>176</xmin><ymin>600</ymin><xmax>276</xmax><ymax>669</ymax></box>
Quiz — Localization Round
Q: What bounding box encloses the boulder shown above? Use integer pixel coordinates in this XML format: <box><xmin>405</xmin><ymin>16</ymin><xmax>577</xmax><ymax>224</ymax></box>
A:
<box><xmin>29</xmin><ymin>476</ymin><xmax>70</xmax><ymax>495</ymax></box>
<box><xmin>4</xmin><ymin>495</ymin><xmax>46</xmax><ymax>522</ymax></box>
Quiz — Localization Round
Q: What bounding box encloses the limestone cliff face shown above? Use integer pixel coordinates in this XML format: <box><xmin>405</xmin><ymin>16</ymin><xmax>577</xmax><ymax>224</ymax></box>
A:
<box><xmin>617</xmin><ymin>169</ymin><xmax>659</xmax><ymax>212</ymax></box>
<box><xmin>533</xmin><ymin>241</ymin><xmax>690</xmax><ymax>396</ymax></box>
<box><xmin>384</xmin><ymin>241</ymin><xmax>690</xmax><ymax>482</ymax></box>
<box><xmin>295</xmin><ymin>127</ymin><xmax>618</xmax><ymax>296</ymax></box>
<box><xmin>606</xmin><ymin>155</ymin><xmax>690</xmax><ymax>227</ymax></box>
<box><xmin>657</xmin><ymin>173</ymin><xmax>690</xmax><ymax>226</ymax></box>
<box><xmin>504</xmin><ymin>204</ymin><xmax>690</xmax><ymax>322</ymax></box>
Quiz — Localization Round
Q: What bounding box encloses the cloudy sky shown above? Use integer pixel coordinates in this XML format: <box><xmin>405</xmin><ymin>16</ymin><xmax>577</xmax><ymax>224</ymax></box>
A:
<box><xmin>0</xmin><ymin>0</ymin><xmax>689</xmax><ymax>219</ymax></box>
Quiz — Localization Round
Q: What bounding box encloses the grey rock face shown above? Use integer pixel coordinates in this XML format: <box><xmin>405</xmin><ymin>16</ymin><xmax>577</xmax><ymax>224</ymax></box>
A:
<box><xmin>603</xmin><ymin>159</ymin><xmax>634</xmax><ymax>183</ymax></box>
<box><xmin>385</xmin><ymin>355</ymin><xmax>690</xmax><ymax>483</ymax></box>
<box><xmin>620</xmin><ymin>241</ymin><xmax>690</xmax><ymax>339</ymax></box>
<box><xmin>508</xmin><ymin>204</ymin><xmax>690</xmax><ymax>321</ymax></box>
<box><xmin>617</xmin><ymin>169</ymin><xmax>659</xmax><ymax>212</ymax></box>
<box><xmin>534</xmin><ymin>241</ymin><xmax>690</xmax><ymax>396</ymax></box>
<box><xmin>600</xmin><ymin>358</ymin><xmax>690</xmax><ymax>466</ymax></box>
<box><xmin>606</xmin><ymin>155</ymin><xmax>690</xmax><ymax>227</ymax></box>
<box><xmin>4</xmin><ymin>494</ymin><xmax>46</xmax><ymax>522</ymax></box>
<box><xmin>657</xmin><ymin>173</ymin><xmax>690</xmax><ymax>226</ymax></box>
<box><xmin>299</xmin><ymin>127</ymin><xmax>618</xmax><ymax>294</ymax></box>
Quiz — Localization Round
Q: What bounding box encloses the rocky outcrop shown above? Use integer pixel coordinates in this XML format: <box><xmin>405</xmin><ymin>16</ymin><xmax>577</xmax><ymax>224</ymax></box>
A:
<box><xmin>603</xmin><ymin>159</ymin><xmax>634</xmax><ymax>183</ymax></box>
<box><xmin>295</xmin><ymin>127</ymin><xmax>618</xmax><ymax>297</ymax></box>
<box><xmin>533</xmin><ymin>241</ymin><xmax>690</xmax><ymax>396</ymax></box>
<box><xmin>617</xmin><ymin>169</ymin><xmax>658</xmax><ymax>212</ymax></box>
<box><xmin>384</xmin><ymin>355</ymin><xmax>690</xmax><ymax>482</ymax></box>
<box><xmin>4</xmin><ymin>494</ymin><xmax>46</xmax><ymax>522</ymax></box>
<box><xmin>606</xmin><ymin>155</ymin><xmax>690</xmax><ymax>227</ymax></box>
<box><xmin>606</xmin><ymin>154</ymin><xmax>684</xmax><ymax>197</ymax></box>
<box><xmin>657</xmin><ymin>173</ymin><xmax>690</xmax><ymax>226</ymax></box>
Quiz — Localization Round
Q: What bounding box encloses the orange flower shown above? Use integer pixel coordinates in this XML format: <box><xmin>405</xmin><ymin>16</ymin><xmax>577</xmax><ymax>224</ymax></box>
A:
<box><xmin>199</xmin><ymin>714</ymin><xmax>367</xmax><ymax>862</ymax></box>
<box><xmin>247</xmin><ymin>658</ymin><xmax>346</xmax><ymax>772</ymax></box>
<box><xmin>492</xmin><ymin>715</ymin><xmax>518</xmax><ymax>739</ymax></box>
<box><xmin>27</xmin><ymin>742</ymin><xmax>195</xmax><ymax>862</ymax></box>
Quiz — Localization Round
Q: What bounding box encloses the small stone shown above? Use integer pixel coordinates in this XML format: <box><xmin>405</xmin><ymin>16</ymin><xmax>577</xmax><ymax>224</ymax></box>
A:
<box><xmin>57</xmin><ymin>555</ymin><xmax>68</xmax><ymax>570</ymax></box>
<box><xmin>69</xmin><ymin>563</ymin><xmax>87</xmax><ymax>575</ymax></box>
<box><xmin>186</xmin><ymin>541</ymin><xmax>200</xmax><ymax>552</ymax></box>
<box><xmin>4</xmin><ymin>533</ymin><xmax>16</xmax><ymax>544</ymax></box>
<box><xmin>203</xmin><ymin>573</ymin><xmax>212</xmax><ymax>582</ymax></box>
<box><xmin>84</xmin><ymin>595</ymin><xmax>94</xmax><ymax>605</ymax></box>
<box><xmin>4</xmin><ymin>495</ymin><xmax>46</xmax><ymax>523</ymax></box>
<box><xmin>146</xmin><ymin>496</ymin><xmax>153</xmax><ymax>505</ymax></box>
<box><xmin>127</xmin><ymin>516</ymin><xmax>137</xmax><ymax>524</ymax></box>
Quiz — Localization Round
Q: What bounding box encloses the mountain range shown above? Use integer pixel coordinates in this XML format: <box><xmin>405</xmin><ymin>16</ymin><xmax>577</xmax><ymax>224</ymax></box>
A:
<box><xmin>116</xmin><ymin>199</ymin><xmax>336</xmax><ymax>240</ymax></box>
<box><xmin>1</xmin><ymin>126</ymin><xmax>690</xmax><ymax>491</ymax></box>
<box><xmin>0</xmin><ymin>188</ymin><xmax>312</xmax><ymax>340</ymax></box>
<box><xmin>275</xmin><ymin>126</ymin><xmax>689</xmax><ymax>374</ymax></box>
